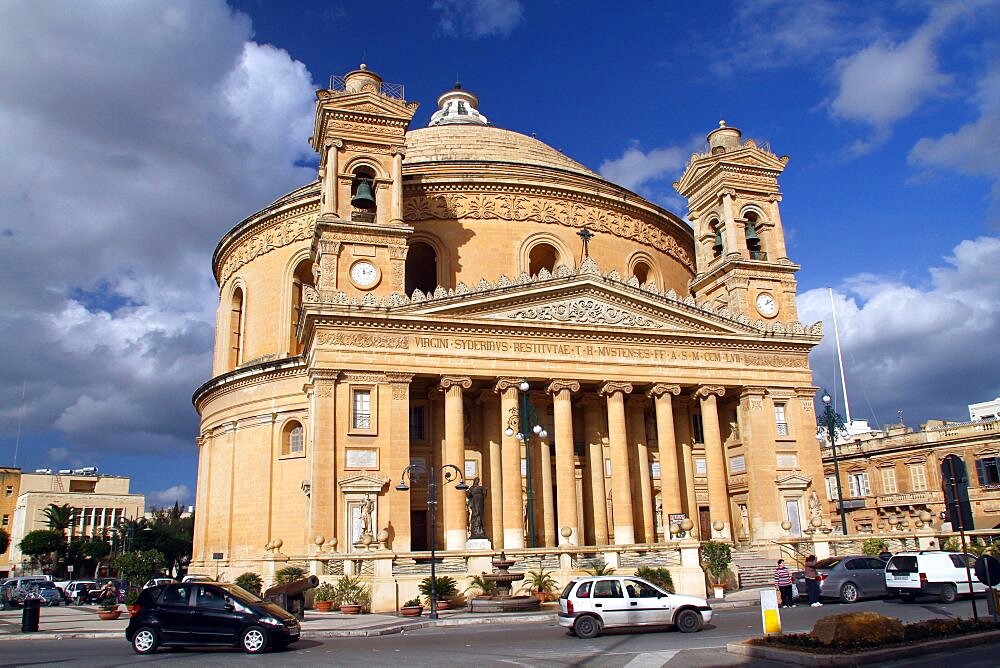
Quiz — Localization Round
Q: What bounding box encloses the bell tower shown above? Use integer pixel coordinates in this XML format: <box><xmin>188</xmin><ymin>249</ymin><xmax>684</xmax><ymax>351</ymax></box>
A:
<box><xmin>309</xmin><ymin>65</ymin><xmax>419</xmax><ymax>297</ymax></box>
<box><xmin>674</xmin><ymin>122</ymin><xmax>799</xmax><ymax>323</ymax></box>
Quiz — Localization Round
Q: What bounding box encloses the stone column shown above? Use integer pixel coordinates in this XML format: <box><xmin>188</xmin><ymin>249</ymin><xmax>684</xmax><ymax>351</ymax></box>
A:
<box><xmin>649</xmin><ymin>384</ymin><xmax>682</xmax><ymax>537</ymax></box>
<box><xmin>627</xmin><ymin>395</ymin><xmax>655</xmax><ymax>543</ymax></box>
<box><xmin>478</xmin><ymin>391</ymin><xmax>503</xmax><ymax>548</ymax></box>
<box><xmin>386</xmin><ymin>373</ymin><xmax>413</xmax><ymax>551</ymax></box>
<box><xmin>390</xmin><ymin>147</ymin><xmax>405</xmax><ymax>225</ymax></box>
<box><xmin>580</xmin><ymin>395</ymin><xmax>609</xmax><ymax>545</ymax></box>
<box><xmin>739</xmin><ymin>386</ymin><xmax>772</xmax><ymax>543</ymax></box>
<box><xmin>308</xmin><ymin>371</ymin><xmax>338</xmax><ymax>548</ymax></box>
<box><xmin>548</xmin><ymin>380</ymin><xmax>580</xmax><ymax>546</ymax></box>
<box><xmin>440</xmin><ymin>376</ymin><xmax>471</xmax><ymax>550</ymax></box>
<box><xmin>696</xmin><ymin>385</ymin><xmax>731</xmax><ymax>540</ymax></box>
<box><xmin>496</xmin><ymin>378</ymin><xmax>524</xmax><ymax>549</ymax></box>
<box><xmin>320</xmin><ymin>139</ymin><xmax>342</xmax><ymax>217</ymax></box>
<box><xmin>721</xmin><ymin>189</ymin><xmax>740</xmax><ymax>257</ymax></box>
<box><xmin>530</xmin><ymin>392</ymin><xmax>556</xmax><ymax>547</ymax></box>
<box><xmin>767</xmin><ymin>195</ymin><xmax>789</xmax><ymax>262</ymax></box>
<box><xmin>601</xmin><ymin>381</ymin><xmax>635</xmax><ymax>545</ymax></box>
<box><xmin>674</xmin><ymin>398</ymin><xmax>698</xmax><ymax>522</ymax></box>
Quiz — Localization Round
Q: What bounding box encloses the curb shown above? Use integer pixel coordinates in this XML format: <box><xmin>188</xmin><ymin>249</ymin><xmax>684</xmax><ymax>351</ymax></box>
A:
<box><xmin>726</xmin><ymin>629</ymin><xmax>1000</xmax><ymax>666</ymax></box>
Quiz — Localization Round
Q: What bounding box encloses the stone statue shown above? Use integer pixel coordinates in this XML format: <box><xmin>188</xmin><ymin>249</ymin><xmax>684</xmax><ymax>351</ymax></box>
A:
<box><xmin>466</xmin><ymin>476</ymin><xmax>487</xmax><ymax>539</ymax></box>
<box><xmin>359</xmin><ymin>494</ymin><xmax>375</xmax><ymax>537</ymax></box>
<box><xmin>808</xmin><ymin>491</ymin><xmax>822</xmax><ymax>521</ymax></box>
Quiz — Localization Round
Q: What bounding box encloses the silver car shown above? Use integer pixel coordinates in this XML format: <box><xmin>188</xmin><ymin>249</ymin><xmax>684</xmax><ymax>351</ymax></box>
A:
<box><xmin>558</xmin><ymin>576</ymin><xmax>712</xmax><ymax>639</ymax></box>
<box><xmin>793</xmin><ymin>555</ymin><xmax>888</xmax><ymax>603</ymax></box>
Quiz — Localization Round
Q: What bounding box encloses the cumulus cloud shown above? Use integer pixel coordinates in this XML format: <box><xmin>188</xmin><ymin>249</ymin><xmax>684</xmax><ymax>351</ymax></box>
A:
<box><xmin>432</xmin><ymin>0</ymin><xmax>523</xmax><ymax>38</ymax></box>
<box><xmin>599</xmin><ymin>137</ymin><xmax>703</xmax><ymax>211</ymax></box>
<box><xmin>800</xmin><ymin>236</ymin><xmax>1000</xmax><ymax>427</ymax></box>
<box><xmin>148</xmin><ymin>484</ymin><xmax>192</xmax><ymax>508</ymax></box>
<box><xmin>0</xmin><ymin>1</ymin><xmax>316</xmax><ymax>461</ymax></box>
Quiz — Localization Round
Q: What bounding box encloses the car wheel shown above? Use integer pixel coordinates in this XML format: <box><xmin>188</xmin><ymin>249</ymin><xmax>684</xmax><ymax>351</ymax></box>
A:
<box><xmin>132</xmin><ymin>627</ymin><xmax>159</xmax><ymax>655</ymax></box>
<box><xmin>939</xmin><ymin>583</ymin><xmax>958</xmax><ymax>604</ymax></box>
<box><xmin>674</xmin><ymin>609</ymin><xmax>703</xmax><ymax>633</ymax></box>
<box><xmin>839</xmin><ymin>583</ymin><xmax>859</xmax><ymax>604</ymax></box>
<box><xmin>573</xmin><ymin>615</ymin><xmax>601</xmax><ymax>639</ymax></box>
<box><xmin>241</xmin><ymin>625</ymin><xmax>269</xmax><ymax>654</ymax></box>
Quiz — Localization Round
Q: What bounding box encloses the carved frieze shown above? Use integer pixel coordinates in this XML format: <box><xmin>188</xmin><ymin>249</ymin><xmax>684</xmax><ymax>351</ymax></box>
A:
<box><xmin>742</xmin><ymin>353</ymin><xmax>808</xmax><ymax>368</ymax></box>
<box><xmin>330</xmin><ymin>119</ymin><xmax>405</xmax><ymax>138</ymax></box>
<box><xmin>316</xmin><ymin>332</ymin><xmax>409</xmax><ymax>349</ymax></box>
<box><xmin>219</xmin><ymin>211</ymin><xmax>316</xmax><ymax>283</ymax></box>
<box><xmin>504</xmin><ymin>299</ymin><xmax>661</xmax><ymax>328</ymax></box>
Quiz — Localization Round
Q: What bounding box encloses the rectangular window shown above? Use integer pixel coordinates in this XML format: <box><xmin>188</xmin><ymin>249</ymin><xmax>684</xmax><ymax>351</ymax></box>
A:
<box><xmin>975</xmin><ymin>457</ymin><xmax>1000</xmax><ymax>487</ymax></box>
<box><xmin>881</xmin><ymin>467</ymin><xmax>897</xmax><ymax>495</ymax></box>
<box><xmin>776</xmin><ymin>453</ymin><xmax>798</xmax><ymax>468</ymax></box>
<box><xmin>691</xmin><ymin>414</ymin><xmax>704</xmax><ymax>444</ymax></box>
<box><xmin>1</xmin><ymin>514</ymin><xmax>8</xmax><ymax>527</ymax></box>
<box><xmin>825</xmin><ymin>475</ymin><xmax>839</xmax><ymax>500</ymax></box>
<box><xmin>909</xmin><ymin>464</ymin><xmax>927</xmax><ymax>492</ymax></box>
<box><xmin>651</xmin><ymin>462</ymin><xmax>661</xmax><ymax>479</ymax></box>
<box><xmin>4</xmin><ymin>485</ymin><xmax>11</xmax><ymax>497</ymax></box>
<box><xmin>774</xmin><ymin>404</ymin><xmax>788</xmax><ymax>436</ymax></box>
<box><xmin>695</xmin><ymin>458</ymin><xmax>707</xmax><ymax>476</ymax></box>
<box><xmin>729</xmin><ymin>455</ymin><xmax>746</xmax><ymax>474</ymax></box>
<box><xmin>352</xmin><ymin>389</ymin><xmax>371</xmax><ymax>430</ymax></box>
<box><xmin>848</xmin><ymin>472</ymin><xmax>871</xmax><ymax>498</ymax></box>
<box><xmin>409</xmin><ymin>405</ymin><xmax>425</xmax><ymax>442</ymax></box>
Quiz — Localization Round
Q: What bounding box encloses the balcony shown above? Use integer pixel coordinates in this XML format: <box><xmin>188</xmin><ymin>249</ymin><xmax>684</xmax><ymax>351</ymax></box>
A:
<box><xmin>875</xmin><ymin>491</ymin><xmax>940</xmax><ymax>507</ymax></box>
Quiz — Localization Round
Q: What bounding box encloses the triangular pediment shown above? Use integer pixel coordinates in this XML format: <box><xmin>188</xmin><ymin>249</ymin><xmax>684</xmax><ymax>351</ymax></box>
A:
<box><xmin>324</xmin><ymin>91</ymin><xmax>416</xmax><ymax>121</ymax></box>
<box><xmin>397</xmin><ymin>273</ymin><xmax>759</xmax><ymax>336</ymax></box>
<box><xmin>776</xmin><ymin>473</ymin><xmax>812</xmax><ymax>490</ymax></box>
<box><xmin>338</xmin><ymin>474</ymin><xmax>389</xmax><ymax>493</ymax></box>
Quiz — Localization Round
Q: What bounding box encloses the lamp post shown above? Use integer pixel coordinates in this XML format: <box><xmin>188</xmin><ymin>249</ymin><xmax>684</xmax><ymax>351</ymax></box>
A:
<box><xmin>395</xmin><ymin>463</ymin><xmax>468</xmax><ymax>620</ymax></box>
<box><xmin>821</xmin><ymin>390</ymin><xmax>849</xmax><ymax>536</ymax></box>
<box><xmin>504</xmin><ymin>380</ymin><xmax>548</xmax><ymax>548</ymax></box>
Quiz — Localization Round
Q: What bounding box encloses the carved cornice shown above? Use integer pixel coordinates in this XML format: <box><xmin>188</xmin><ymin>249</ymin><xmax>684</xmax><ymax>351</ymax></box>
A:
<box><xmin>647</xmin><ymin>383</ymin><xmax>681</xmax><ymax>399</ymax></box>
<box><xmin>316</xmin><ymin>332</ymin><xmax>409</xmax><ymax>349</ymax></box>
<box><xmin>740</xmin><ymin>386</ymin><xmax>767</xmax><ymax>398</ymax></box>
<box><xmin>384</xmin><ymin>371</ymin><xmax>414</xmax><ymax>385</ymax></box>
<box><xmin>693</xmin><ymin>385</ymin><xmax>725</xmax><ymax>400</ymax></box>
<box><xmin>439</xmin><ymin>375</ymin><xmax>473</xmax><ymax>391</ymax></box>
<box><xmin>546</xmin><ymin>379</ymin><xmax>580</xmax><ymax>394</ymax></box>
<box><xmin>599</xmin><ymin>381</ymin><xmax>633</xmax><ymax>397</ymax></box>
<box><xmin>218</xmin><ymin>207</ymin><xmax>317</xmax><ymax>283</ymax></box>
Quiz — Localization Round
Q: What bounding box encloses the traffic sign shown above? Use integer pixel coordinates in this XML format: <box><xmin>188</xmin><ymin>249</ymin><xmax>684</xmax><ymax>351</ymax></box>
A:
<box><xmin>975</xmin><ymin>554</ymin><xmax>1000</xmax><ymax>587</ymax></box>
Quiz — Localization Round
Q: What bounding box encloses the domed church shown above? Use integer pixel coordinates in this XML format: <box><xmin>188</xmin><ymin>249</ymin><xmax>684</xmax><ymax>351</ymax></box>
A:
<box><xmin>191</xmin><ymin>66</ymin><xmax>825</xmax><ymax>595</ymax></box>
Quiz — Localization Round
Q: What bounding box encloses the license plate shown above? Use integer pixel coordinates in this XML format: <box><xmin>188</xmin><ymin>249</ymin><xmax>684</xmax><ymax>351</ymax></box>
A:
<box><xmin>893</xmin><ymin>573</ymin><xmax>910</xmax><ymax>579</ymax></box>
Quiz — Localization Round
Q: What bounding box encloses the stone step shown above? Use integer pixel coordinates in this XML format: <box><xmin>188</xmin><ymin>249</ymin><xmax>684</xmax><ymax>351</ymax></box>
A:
<box><xmin>737</xmin><ymin>564</ymin><xmax>777</xmax><ymax>588</ymax></box>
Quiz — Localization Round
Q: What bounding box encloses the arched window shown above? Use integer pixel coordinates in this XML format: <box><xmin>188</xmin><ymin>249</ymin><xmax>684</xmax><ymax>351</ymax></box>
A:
<box><xmin>406</xmin><ymin>241</ymin><xmax>438</xmax><ymax>295</ymax></box>
<box><xmin>744</xmin><ymin>211</ymin><xmax>764</xmax><ymax>259</ymax></box>
<box><xmin>281</xmin><ymin>420</ymin><xmax>305</xmax><ymax>456</ymax></box>
<box><xmin>632</xmin><ymin>261</ymin><xmax>650</xmax><ymax>285</ymax></box>
<box><xmin>228</xmin><ymin>287</ymin><xmax>244</xmax><ymax>371</ymax></box>
<box><xmin>528</xmin><ymin>243</ymin><xmax>558</xmax><ymax>276</ymax></box>
<box><xmin>289</xmin><ymin>260</ymin><xmax>313</xmax><ymax>356</ymax></box>
<box><xmin>350</xmin><ymin>166</ymin><xmax>377</xmax><ymax>221</ymax></box>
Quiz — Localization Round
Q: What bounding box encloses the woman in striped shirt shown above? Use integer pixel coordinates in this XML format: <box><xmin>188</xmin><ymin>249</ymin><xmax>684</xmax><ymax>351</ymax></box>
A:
<box><xmin>774</xmin><ymin>559</ymin><xmax>794</xmax><ymax>608</ymax></box>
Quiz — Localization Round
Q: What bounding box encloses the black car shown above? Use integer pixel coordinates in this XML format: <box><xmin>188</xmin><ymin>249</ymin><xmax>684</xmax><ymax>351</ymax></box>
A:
<box><xmin>125</xmin><ymin>582</ymin><xmax>300</xmax><ymax>654</ymax></box>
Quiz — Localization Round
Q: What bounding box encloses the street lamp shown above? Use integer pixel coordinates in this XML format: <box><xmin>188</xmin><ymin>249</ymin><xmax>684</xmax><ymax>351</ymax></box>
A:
<box><xmin>395</xmin><ymin>462</ymin><xmax>468</xmax><ymax>620</ymax></box>
<box><xmin>821</xmin><ymin>390</ymin><xmax>849</xmax><ymax>536</ymax></box>
<box><xmin>503</xmin><ymin>380</ymin><xmax>548</xmax><ymax>547</ymax></box>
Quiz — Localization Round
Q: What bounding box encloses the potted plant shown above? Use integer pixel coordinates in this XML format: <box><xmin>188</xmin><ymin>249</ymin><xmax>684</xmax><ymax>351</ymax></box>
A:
<box><xmin>335</xmin><ymin>574</ymin><xmax>371</xmax><ymax>614</ymax></box>
<box><xmin>522</xmin><ymin>568</ymin><xmax>558</xmax><ymax>603</ymax></box>
<box><xmin>400</xmin><ymin>596</ymin><xmax>423</xmax><ymax>617</ymax></box>
<box><xmin>419</xmin><ymin>575</ymin><xmax>457</xmax><ymax>610</ymax></box>
<box><xmin>701</xmin><ymin>540</ymin><xmax>732</xmax><ymax>600</ymax></box>
<box><xmin>98</xmin><ymin>599</ymin><xmax>121</xmax><ymax>620</ymax></box>
<box><xmin>313</xmin><ymin>583</ymin><xmax>336</xmax><ymax>612</ymax></box>
<box><xmin>124</xmin><ymin>589</ymin><xmax>140</xmax><ymax>616</ymax></box>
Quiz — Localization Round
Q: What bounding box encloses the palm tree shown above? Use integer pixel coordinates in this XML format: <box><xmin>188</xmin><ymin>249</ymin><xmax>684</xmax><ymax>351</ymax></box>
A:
<box><xmin>42</xmin><ymin>503</ymin><xmax>78</xmax><ymax>534</ymax></box>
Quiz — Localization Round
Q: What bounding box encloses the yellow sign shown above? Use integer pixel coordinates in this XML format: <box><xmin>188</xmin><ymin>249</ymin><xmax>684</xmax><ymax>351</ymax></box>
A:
<box><xmin>760</xmin><ymin>588</ymin><xmax>781</xmax><ymax>635</ymax></box>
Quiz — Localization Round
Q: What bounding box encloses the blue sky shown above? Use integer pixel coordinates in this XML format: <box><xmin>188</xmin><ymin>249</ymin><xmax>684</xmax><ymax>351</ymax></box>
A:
<box><xmin>1</xmin><ymin>0</ymin><xmax>998</xmax><ymax>508</ymax></box>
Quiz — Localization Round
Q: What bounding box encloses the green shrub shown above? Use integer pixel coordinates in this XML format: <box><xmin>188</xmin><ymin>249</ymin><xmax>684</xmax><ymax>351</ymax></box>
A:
<box><xmin>313</xmin><ymin>583</ymin><xmax>336</xmax><ymax>603</ymax></box>
<box><xmin>274</xmin><ymin>566</ymin><xmax>307</xmax><ymax>585</ymax></box>
<box><xmin>465</xmin><ymin>574</ymin><xmax>498</xmax><ymax>597</ymax></box>
<box><xmin>419</xmin><ymin>575</ymin><xmax>458</xmax><ymax>604</ymax></box>
<box><xmin>403</xmin><ymin>597</ymin><xmax>421</xmax><ymax>607</ymax></box>
<box><xmin>861</xmin><ymin>538</ymin><xmax>887</xmax><ymax>556</ymax></box>
<box><xmin>701</xmin><ymin>541</ymin><xmax>732</xmax><ymax>586</ymax></box>
<box><xmin>335</xmin><ymin>574</ymin><xmax>372</xmax><ymax>611</ymax></box>
<box><xmin>521</xmin><ymin>568</ymin><xmax>558</xmax><ymax>597</ymax></box>
<box><xmin>234</xmin><ymin>572</ymin><xmax>262</xmax><ymax>596</ymax></box>
<box><xmin>636</xmin><ymin>566</ymin><xmax>675</xmax><ymax>593</ymax></box>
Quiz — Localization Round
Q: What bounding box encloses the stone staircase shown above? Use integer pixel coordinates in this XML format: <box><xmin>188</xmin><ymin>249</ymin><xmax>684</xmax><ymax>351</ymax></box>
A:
<box><xmin>732</xmin><ymin>549</ymin><xmax>776</xmax><ymax>589</ymax></box>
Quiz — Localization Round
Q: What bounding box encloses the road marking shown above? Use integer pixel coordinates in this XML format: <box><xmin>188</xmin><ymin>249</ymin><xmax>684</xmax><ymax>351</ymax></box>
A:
<box><xmin>625</xmin><ymin>650</ymin><xmax>679</xmax><ymax>667</ymax></box>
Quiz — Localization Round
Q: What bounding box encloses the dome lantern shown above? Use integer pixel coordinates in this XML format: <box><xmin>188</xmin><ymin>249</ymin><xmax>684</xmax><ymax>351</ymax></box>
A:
<box><xmin>428</xmin><ymin>82</ymin><xmax>489</xmax><ymax>127</ymax></box>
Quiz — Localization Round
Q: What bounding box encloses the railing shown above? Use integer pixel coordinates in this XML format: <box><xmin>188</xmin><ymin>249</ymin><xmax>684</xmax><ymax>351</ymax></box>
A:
<box><xmin>327</xmin><ymin>74</ymin><xmax>405</xmax><ymax>100</ymax></box>
<box><xmin>875</xmin><ymin>490</ymin><xmax>940</xmax><ymax>506</ymax></box>
<box><xmin>821</xmin><ymin>417</ymin><xmax>999</xmax><ymax>458</ymax></box>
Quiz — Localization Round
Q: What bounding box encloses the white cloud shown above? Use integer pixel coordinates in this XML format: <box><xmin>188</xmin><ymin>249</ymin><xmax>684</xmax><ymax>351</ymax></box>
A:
<box><xmin>799</xmin><ymin>236</ymin><xmax>1000</xmax><ymax>427</ymax></box>
<box><xmin>0</xmin><ymin>1</ymin><xmax>316</xmax><ymax>459</ymax></box>
<box><xmin>432</xmin><ymin>0</ymin><xmax>523</xmax><ymax>38</ymax></box>
<box><xmin>148</xmin><ymin>484</ymin><xmax>192</xmax><ymax>508</ymax></box>
<box><xmin>599</xmin><ymin>142</ymin><xmax>689</xmax><ymax>192</ymax></box>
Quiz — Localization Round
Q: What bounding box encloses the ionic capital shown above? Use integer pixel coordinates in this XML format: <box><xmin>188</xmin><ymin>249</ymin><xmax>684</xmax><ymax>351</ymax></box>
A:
<box><xmin>390</xmin><ymin>145</ymin><xmax>406</xmax><ymax>157</ymax></box>
<box><xmin>546</xmin><ymin>379</ymin><xmax>580</xmax><ymax>395</ymax></box>
<box><xmin>494</xmin><ymin>377</ymin><xmax>523</xmax><ymax>393</ymax></box>
<box><xmin>439</xmin><ymin>375</ymin><xmax>472</xmax><ymax>391</ymax></box>
<box><xmin>599</xmin><ymin>381</ymin><xmax>633</xmax><ymax>397</ymax></box>
<box><xmin>647</xmin><ymin>383</ymin><xmax>681</xmax><ymax>399</ymax></box>
<box><xmin>693</xmin><ymin>385</ymin><xmax>725</xmax><ymax>400</ymax></box>
<box><xmin>324</xmin><ymin>137</ymin><xmax>344</xmax><ymax>150</ymax></box>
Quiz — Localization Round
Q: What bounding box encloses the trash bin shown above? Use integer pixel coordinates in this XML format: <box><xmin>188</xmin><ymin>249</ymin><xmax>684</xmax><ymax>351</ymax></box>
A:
<box><xmin>21</xmin><ymin>597</ymin><xmax>40</xmax><ymax>633</ymax></box>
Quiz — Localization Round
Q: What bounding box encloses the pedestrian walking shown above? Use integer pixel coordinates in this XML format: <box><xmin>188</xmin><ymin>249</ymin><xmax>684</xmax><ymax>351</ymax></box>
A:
<box><xmin>804</xmin><ymin>554</ymin><xmax>822</xmax><ymax>607</ymax></box>
<box><xmin>774</xmin><ymin>559</ymin><xmax>795</xmax><ymax>608</ymax></box>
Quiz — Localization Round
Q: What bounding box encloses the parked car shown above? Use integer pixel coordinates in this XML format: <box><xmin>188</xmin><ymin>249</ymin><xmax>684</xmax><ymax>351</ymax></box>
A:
<box><xmin>125</xmin><ymin>582</ymin><xmax>300</xmax><ymax>654</ymax></box>
<box><xmin>61</xmin><ymin>580</ymin><xmax>98</xmax><ymax>605</ymax></box>
<box><xmin>885</xmin><ymin>550</ymin><xmax>987</xmax><ymax>603</ymax></box>
<box><xmin>558</xmin><ymin>576</ymin><xmax>712</xmax><ymax>639</ymax></box>
<box><xmin>2</xmin><ymin>577</ymin><xmax>63</xmax><ymax>607</ymax></box>
<box><xmin>143</xmin><ymin>577</ymin><xmax>175</xmax><ymax>589</ymax></box>
<box><xmin>791</xmin><ymin>555</ymin><xmax>889</xmax><ymax>603</ymax></box>
<box><xmin>181</xmin><ymin>574</ymin><xmax>214</xmax><ymax>583</ymax></box>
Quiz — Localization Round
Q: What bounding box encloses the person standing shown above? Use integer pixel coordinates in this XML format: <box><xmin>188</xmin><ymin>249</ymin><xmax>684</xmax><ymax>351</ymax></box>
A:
<box><xmin>804</xmin><ymin>554</ymin><xmax>822</xmax><ymax>607</ymax></box>
<box><xmin>774</xmin><ymin>559</ymin><xmax>795</xmax><ymax>608</ymax></box>
<box><xmin>879</xmin><ymin>545</ymin><xmax>892</xmax><ymax>562</ymax></box>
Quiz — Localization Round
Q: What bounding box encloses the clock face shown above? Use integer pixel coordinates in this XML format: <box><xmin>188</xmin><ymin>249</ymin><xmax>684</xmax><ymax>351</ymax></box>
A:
<box><xmin>350</xmin><ymin>260</ymin><xmax>380</xmax><ymax>289</ymax></box>
<box><xmin>755</xmin><ymin>292</ymin><xmax>778</xmax><ymax>317</ymax></box>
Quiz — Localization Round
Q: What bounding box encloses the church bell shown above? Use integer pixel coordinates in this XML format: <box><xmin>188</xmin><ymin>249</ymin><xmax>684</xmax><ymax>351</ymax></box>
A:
<box><xmin>351</xmin><ymin>180</ymin><xmax>376</xmax><ymax>210</ymax></box>
<box><xmin>745</xmin><ymin>223</ymin><xmax>760</xmax><ymax>250</ymax></box>
<box><xmin>712</xmin><ymin>229</ymin><xmax>724</xmax><ymax>254</ymax></box>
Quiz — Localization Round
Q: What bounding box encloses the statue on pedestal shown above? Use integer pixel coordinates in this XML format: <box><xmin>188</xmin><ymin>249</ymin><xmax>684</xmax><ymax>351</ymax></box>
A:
<box><xmin>466</xmin><ymin>476</ymin><xmax>487</xmax><ymax>539</ymax></box>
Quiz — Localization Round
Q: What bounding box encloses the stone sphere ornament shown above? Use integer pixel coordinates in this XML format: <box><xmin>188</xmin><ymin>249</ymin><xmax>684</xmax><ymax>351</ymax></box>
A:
<box><xmin>810</xmin><ymin>516</ymin><xmax>823</xmax><ymax>528</ymax></box>
<box><xmin>669</xmin><ymin>523</ymin><xmax>681</xmax><ymax>536</ymax></box>
<box><xmin>360</xmin><ymin>533</ymin><xmax>373</xmax><ymax>546</ymax></box>
<box><xmin>680</xmin><ymin>518</ymin><xmax>694</xmax><ymax>532</ymax></box>
<box><xmin>919</xmin><ymin>510</ymin><xmax>932</xmax><ymax>523</ymax></box>
<box><xmin>377</xmin><ymin>528</ymin><xmax>390</xmax><ymax>543</ymax></box>
<box><xmin>273</xmin><ymin>538</ymin><xmax>283</xmax><ymax>549</ymax></box>
<box><xmin>314</xmin><ymin>535</ymin><xmax>325</xmax><ymax>546</ymax></box>
<box><xmin>712</xmin><ymin>520</ymin><xmax>724</xmax><ymax>532</ymax></box>
<box><xmin>560</xmin><ymin>526</ymin><xmax>573</xmax><ymax>538</ymax></box>
<box><xmin>780</xmin><ymin>521</ymin><xmax>792</xmax><ymax>531</ymax></box>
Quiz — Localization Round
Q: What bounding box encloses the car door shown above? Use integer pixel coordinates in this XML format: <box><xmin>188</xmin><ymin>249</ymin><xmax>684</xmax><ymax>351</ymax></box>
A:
<box><xmin>155</xmin><ymin>585</ymin><xmax>197</xmax><ymax>642</ymax></box>
<box><xmin>622</xmin><ymin>578</ymin><xmax>671</xmax><ymax>626</ymax></box>
<box><xmin>590</xmin><ymin>578</ymin><xmax>629</xmax><ymax>628</ymax></box>
<box><xmin>191</xmin><ymin>585</ymin><xmax>245</xmax><ymax>644</ymax></box>
<box><xmin>865</xmin><ymin>558</ymin><xmax>889</xmax><ymax>596</ymax></box>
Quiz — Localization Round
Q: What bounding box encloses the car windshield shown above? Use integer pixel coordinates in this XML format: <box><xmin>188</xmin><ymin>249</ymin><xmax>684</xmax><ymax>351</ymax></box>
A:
<box><xmin>560</xmin><ymin>581</ymin><xmax>577</xmax><ymax>598</ymax></box>
<box><xmin>218</xmin><ymin>583</ymin><xmax>264</xmax><ymax>604</ymax></box>
<box><xmin>34</xmin><ymin>582</ymin><xmax>56</xmax><ymax>589</ymax></box>
<box><xmin>887</xmin><ymin>556</ymin><xmax>918</xmax><ymax>572</ymax></box>
<box><xmin>816</xmin><ymin>558</ymin><xmax>842</xmax><ymax>569</ymax></box>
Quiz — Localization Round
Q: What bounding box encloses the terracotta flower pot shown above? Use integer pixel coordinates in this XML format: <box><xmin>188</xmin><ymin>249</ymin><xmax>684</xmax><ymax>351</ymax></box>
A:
<box><xmin>314</xmin><ymin>600</ymin><xmax>333</xmax><ymax>612</ymax></box>
<box><xmin>339</xmin><ymin>603</ymin><xmax>362</xmax><ymax>614</ymax></box>
<box><xmin>435</xmin><ymin>600</ymin><xmax>449</xmax><ymax>611</ymax></box>
<box><xmin>98</xmin><ymin>609</ymin><xmax>122</xmax><ymax>621</ymax></box>
<box><xmin>400</xmin><ymin>605</ymin><xmax>423</xmax><ymax>617</ymax></box>
<box><xmin>535</xmin><ymin>591</ymin><xmax>548</xmax><ymax>603</ymax></box>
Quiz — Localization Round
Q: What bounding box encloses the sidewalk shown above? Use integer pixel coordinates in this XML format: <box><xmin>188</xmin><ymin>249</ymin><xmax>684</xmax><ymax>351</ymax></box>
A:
<box><xmin>0</xmin><ymin>591</ymin><xmax>763</xmax><ymax>641</ymax></box>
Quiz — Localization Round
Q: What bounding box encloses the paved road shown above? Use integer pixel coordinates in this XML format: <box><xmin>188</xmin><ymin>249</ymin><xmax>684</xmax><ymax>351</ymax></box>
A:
<box><xmin>0</xmin><ymin>598</ymin><xmax>990</xmax><ymax>667</ymax></box>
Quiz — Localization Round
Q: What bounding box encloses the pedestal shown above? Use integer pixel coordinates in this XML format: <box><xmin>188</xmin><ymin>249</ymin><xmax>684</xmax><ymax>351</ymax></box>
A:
<box><xmin>465</xmin><ymin>538</ymin><xmax>492</xmax><ymax>550</ymax></box>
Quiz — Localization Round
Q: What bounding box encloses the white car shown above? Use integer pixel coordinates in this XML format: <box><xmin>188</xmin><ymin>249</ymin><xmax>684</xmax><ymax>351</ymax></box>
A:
<box><xmin>558</xmin><ymin>576</ymin><xmax>712</xmax><ymax>639</ymax></box>
<box><xmin>143</xmin><ymin>577</ymin><xmax>175</xmax><ymax>589</ymax></box>
<box><xmin>181</xmin><ymin>574</ymin><xmax>214</xmax><ymax>583</ymax></box>
<box><xmin>885</xmin><ymin>550</ymin><xmax>987</xmax><ymax>603</ymax></box>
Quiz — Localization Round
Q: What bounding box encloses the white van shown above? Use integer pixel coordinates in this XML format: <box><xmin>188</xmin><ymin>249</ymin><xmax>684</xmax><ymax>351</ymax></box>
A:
<box><xmin>885</xmin><ymin>550</ymin><xmax>987</xmax><ymax>603</ymax></box>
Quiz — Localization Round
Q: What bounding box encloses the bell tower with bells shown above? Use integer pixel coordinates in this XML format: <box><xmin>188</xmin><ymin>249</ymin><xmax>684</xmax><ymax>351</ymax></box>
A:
<box><xmin>309</xmin><ymin>65</ymin><xmax>419</xmax><ymax>297</ymax></box>
<box><xmin>674</xmin><ymin>121</ymin><xmax>800</xmax><ymax>324</ymax></box>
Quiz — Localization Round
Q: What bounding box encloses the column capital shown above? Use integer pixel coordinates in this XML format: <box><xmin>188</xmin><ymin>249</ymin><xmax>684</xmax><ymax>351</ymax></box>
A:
<box><xmin>647</xmin><ymin>383</ymin><xmax>681</xmax><ymax>399</ymax></box>
<box><xmin>439</xmin><ymin>375</ymin><xmax>472</xmax><ymax>391</ymax></box>
<box><xmin>494</xmin><ymin>377</ymin><xmax>523</xmax><ymax>393</ymax></box>
<box><xmin>390</xmin><ymin>145</ymin><xmax>406</xmax><ymax>157</ymax></box>
<box><xmin>693</xmin><ymin>385</ymin><xmax>725</xmax><ymax>400</ymax></box>
<box><xmin>546</xmin><ymin>379</ymin><xmax>580</xmax><ymax>394</ymax></box>
<box><xmin>739</xmin><ymin>386</ymin><xmax>767</xmax><ymax>398</ymax></box>
<box><xmin>599</xmin><ymin>381</ymin><xmax>633</xmax><ymax>397</ymax></box>
<box><xmin>323</xmin><ymin>137</ymin><xmax>344</xmax><ymax>150</ymax></box>
<box><xmin>384</xmin><ymin>371</ymin><xmax>414</xmax><ymax>385</ymax></box>
<box><xmin>794</xmin><ymin>385</ymin><xmax>821</xmax><ymax>399</ymax></box>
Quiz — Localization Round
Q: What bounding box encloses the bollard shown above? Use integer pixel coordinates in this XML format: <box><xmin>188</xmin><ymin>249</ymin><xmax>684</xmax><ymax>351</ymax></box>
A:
<box><xmin>21</xmin><ymin>597</ymin><xmax>40</xmax><ymax>633</ymax></box>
